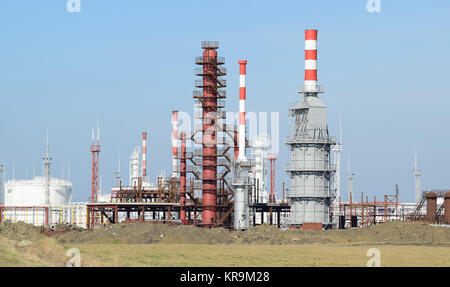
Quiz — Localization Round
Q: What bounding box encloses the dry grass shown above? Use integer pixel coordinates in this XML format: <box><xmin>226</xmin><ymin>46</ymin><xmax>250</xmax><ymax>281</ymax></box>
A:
<box><xmin>68</xmin><ymin>243</ymin><xmax>450</xmax><ymax>267</ymax></box>
<box><xmin>0</xmin><ymin>237</ymin><xmax>61</xmax><ymax>266</ymax></box>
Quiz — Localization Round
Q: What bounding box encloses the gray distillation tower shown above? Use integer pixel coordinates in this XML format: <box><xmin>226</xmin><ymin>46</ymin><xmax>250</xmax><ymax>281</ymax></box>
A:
<box><xmin>286</xmin><ymin>29</ymin><xmax>335</xmax><ymax>229</ymax></box>
<box><xmin>233</xmin><ymin>59</ymin><xmax>251</xmax><ymax>230</ymax></box>
<box><xmin>233</xmin><ymin>161</ymin><xmax>250</xmax><ymax>230</ymax></box>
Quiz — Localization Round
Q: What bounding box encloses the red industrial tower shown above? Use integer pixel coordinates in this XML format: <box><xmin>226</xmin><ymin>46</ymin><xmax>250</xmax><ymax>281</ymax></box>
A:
<box><xmin>179</xmin><ymin>132</ymin><xmax>187</xmax><ymax>224</ymax></box>
<box><xmin>90</xmin><ymin>130</ymin><xmax>100</xmax><ymax>203</ymax></box>
<box><xmin>268</xmin><ymin>154</ymin><xmax>277</xmax><ymax>203</ymax></box>
<box><xmin>89</xmin><ymin>127</ymin><xmax>100</xmax><ymax>226</ymax></box>
<box><xmin>194</xmin><ymin>41</ymin><xmax>227</xmax><ymax>227</ymax></box>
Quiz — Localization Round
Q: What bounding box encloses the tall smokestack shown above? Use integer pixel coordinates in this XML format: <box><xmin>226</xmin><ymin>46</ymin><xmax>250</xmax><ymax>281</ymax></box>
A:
<box><xmin>238</xmin><ymin>60</ymin><xmax>247</xmax><ymax>162</ymax></box>
<box><xmin>172</xmin><ymin>111</ymin><xmax>178</xmax><ymax>178</ymax></box>
<box><xmin>142</xmin><ymin>131</ymin><xmax>147</xmax><ymax>181</ymax></box>
<box><xmin>304</xmin><ymin>29</ymin><xmax>318</xmax><ymax>92</ymax></box>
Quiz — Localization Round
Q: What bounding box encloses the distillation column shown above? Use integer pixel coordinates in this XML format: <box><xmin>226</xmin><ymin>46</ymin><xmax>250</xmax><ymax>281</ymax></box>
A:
<box><xmin>193</xmin><ymin>42</ymin><xmax>227</xmax><ymax>227</ymax></box>
<box><xmin>286</xmin><ymin>29</ymin><xmax>335</xmax><ymax>229</ymax></box>
<box><xmin>234</xmin><ymin>60</ymin><xmax>250</xmax><ymax>230</ymax></box>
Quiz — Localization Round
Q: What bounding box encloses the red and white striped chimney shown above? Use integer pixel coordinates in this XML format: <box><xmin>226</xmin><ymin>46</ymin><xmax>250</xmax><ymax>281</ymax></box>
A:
<box><xmin>304</xmin><ymin>29</ymin><xmax>318</xmax><ymax>91</ymax></box>
<box><xmin>142</xmin><ymin>131</ymin><xmax>147</xmax><ymax>181</ymax></box>
<box><xmin>172</xmin><ymin>111</ymin><xmax>178</xmax><ymax>178</ymax></box>
<box><xmin>238</xmin><ymin>60</ymin><xmax>247</xmax><ymax>162</ymax></box>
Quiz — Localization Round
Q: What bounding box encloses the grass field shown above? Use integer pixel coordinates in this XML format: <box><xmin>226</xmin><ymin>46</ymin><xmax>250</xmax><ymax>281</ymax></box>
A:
<box><xmin>2</xmin><ymin>221</ymin><xmax>450</xmax><ymax>267</ymax></box>
<box><xmin>68</xmin><ymin>243</ymin><xmax>450</xmax><ymax>267</ymax></box>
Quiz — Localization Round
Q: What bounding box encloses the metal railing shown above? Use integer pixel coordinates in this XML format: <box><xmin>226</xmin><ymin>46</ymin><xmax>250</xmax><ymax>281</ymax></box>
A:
<box><xmin>285</xmin><ymin>135</ymin><xmax>336</xmax><ymax>145</ymax></box>
<box><xmin>193</xmin><ymin>90</ymin><xmax>226</xmax><ymax>99</ymax></box>
<box><xmin>192</xmin><ymin>158</ymin><xmax>229</xmax><ymax>167</ymax></box>
<box><xmin>195</xmin><ymin>79</ymin><xmax>227</xmax><ymax>88</ymax></box>
<box><xmin>195</xmin><ymin>67</ymin><xmax>226</xmax><ymax>76</ymax></box>
<box><xmin>194</xmin><ymin>99</ymin><xmax>226</xmax><ymax>108</ymax></box>
<box><xmin>285</xmin><ymin>161</ymin><xmax>336</xmax><ymax>172</ymax></box>
<box><xmin>195</xmin><ymin>56</ymin><xmax>225</xmax><ymax>65</ymax></box>
<box><xmin>201</xmin><ymin>41</ymin><xmax>219</xmax><ymax>49</ymax></box>
<box><xmin>194</xmin><ymin>110</ymin><xmax>226</xmax><ymax>119</ymax></box>
<box><xmin>297</xmin><ymin>85</ymin><xmax>325</xmax><ymax>94</ymax></box>
<box><xmin>192</xmin><ymin>148</ymin><xmax>230</xmax><ymax>157</ymax></box>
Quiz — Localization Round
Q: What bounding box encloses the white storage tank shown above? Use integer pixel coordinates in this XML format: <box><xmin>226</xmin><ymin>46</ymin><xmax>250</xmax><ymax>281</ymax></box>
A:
<box><xmin>4</xmin><ymin>176</ymin><xmax>72</xmax><ymax>206</ymax></box>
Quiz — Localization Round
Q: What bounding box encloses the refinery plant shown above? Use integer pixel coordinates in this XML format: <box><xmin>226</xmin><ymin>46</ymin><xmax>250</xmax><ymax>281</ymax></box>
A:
<box><xmin>1</xmin><ymin>29</ymin><xmax>449</xmax><ymax>231</ymax></box>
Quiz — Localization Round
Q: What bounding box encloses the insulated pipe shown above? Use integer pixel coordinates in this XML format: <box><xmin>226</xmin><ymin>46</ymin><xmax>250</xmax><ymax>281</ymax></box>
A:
<box><xmin>142</xmin><ymin>131</ymin><xmax>147</xmax><ymax>181</ymax></box>
<box><xmin>238</xmin><ymin>60</ymin><xmax>247</xmax><ymax>162</ymax></box>
<box><xmin>172</xmin><ymin>111</ymin><xmax>178</xmax><ymax>178</ymax></box>
<box><xmin>304</xmin><ymin>29</ymin><xmax>318</xmax><ymax>91</ymax></box>
<box><xmin>180</xmin><ymin>132</ymin><xmax>187</xmax><ymax>224</ymax></box>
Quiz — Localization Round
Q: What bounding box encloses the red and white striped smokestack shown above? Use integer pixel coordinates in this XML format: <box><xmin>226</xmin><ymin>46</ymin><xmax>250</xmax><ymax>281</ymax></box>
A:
<box><xmin>304</xmin><ymin>29</ymin><xmax>318</xmax><ymax>92</ymax></box>
<box><xmin>172</xmin><ymin>111</ymin><xmax>178</xmax><ymax>178</ymax></box>
<box><xmin>238</xmin><ymin>60</ymin><xmax>247</xmax><ymax>162</ymax></box>
<box><xmin>142</xmin><ymin>131</ymin><xmax>147</xmax><ymax>181</ymax></box>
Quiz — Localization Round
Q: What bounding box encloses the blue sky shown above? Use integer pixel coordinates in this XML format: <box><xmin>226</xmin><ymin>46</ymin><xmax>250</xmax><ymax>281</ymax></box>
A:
<box><xmin>1</xmin><ymin>0</ymin><xmax>449</xmax><ymax>202</ymax></box>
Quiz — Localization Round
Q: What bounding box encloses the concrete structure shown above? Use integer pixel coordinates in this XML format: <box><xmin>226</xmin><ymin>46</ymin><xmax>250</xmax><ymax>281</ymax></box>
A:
<box><xmin>286</xmin><ymin>30</ymin><xmax>335</xmax><ymax>228</ymax></box>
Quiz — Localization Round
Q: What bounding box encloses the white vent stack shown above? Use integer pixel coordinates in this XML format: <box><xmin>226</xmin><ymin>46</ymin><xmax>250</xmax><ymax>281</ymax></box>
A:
<box><xmin>142</xmin><ymin>132</ymin><xmax>147</xmax><ymax>182</ymax></box>
<box><xmin>413</xmin><ymin>150</ymin><xmax>422</xmax><ymax>203</ymax></box>
<box><xmin>172</xmin><ymin>111</ymin><xmax>179</xmax><ymax>178</ymax></box>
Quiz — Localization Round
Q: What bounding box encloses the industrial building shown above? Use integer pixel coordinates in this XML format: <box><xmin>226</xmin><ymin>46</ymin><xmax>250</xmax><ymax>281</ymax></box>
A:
<box><xmin>0</xmin><ymin>29</ymin><xmax>449</xmax><ymax>231</ymax></box>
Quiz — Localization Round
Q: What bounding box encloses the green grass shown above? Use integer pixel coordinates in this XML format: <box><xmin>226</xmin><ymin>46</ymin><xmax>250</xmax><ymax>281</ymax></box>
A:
<box><xmin>67</xmin><ymin>243</ymin><xmax>450</xmax><ymax>267</ymax></box>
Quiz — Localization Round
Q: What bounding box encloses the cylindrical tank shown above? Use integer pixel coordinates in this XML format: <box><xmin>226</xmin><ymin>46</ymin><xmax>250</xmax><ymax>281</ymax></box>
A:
<box><xmin>4</xmin><ymin>177</ymin><xmax>72</xmax><ymax>206</ymax></box>
<box><xmin>426</xmin><ymin>191</ymin><xmax>437</xmax><ymax>222</ymax></box>
<box><xmin>444</xmin><ymin>191</ymin><xmax>450</xmax><ymax>224</ymax></box>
